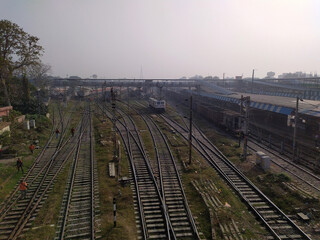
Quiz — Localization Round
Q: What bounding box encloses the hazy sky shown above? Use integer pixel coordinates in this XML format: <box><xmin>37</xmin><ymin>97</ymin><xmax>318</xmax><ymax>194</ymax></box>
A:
<box><xmin>1</xmin><ymin>0</ymin><xmax>320</xmax><ymax>78</ymax></box>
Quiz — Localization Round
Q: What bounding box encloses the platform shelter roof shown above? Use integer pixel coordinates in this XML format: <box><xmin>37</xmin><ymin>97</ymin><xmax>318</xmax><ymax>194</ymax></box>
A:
<box><xmin>190</xmin><ymin>90</ymin><xmax>320</xmax><ymax>118</ymax></box>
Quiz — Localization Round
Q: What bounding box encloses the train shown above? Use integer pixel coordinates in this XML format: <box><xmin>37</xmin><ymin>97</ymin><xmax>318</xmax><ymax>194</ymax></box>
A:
<box><xmin>149</xmin><ymin>98</ymin><xmax>166</xmax><ymax>112</ymax></box>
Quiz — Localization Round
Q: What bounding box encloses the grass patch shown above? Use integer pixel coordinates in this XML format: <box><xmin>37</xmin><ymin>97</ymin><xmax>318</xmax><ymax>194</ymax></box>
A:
<box><xmin>252</xmin><ymin>172</ymin><xmax>320</xmax><ymax>215</ymax></box>
<box><xmin>131</xmin><ymin>114</ymin><xmax>156</xmax><ymax>161</ymax></box>
<box><xmin>169</xmin><ymin>100</ymin><xmax>320</xmax><ymax>235</ymax></box>
<box><xmin>22</xmin><ymin>161</ymin><xmax>72</xmax><ymax>240</ymax></box>
<box><xmin>93</xmin><ymin>106</ymin><xmax>137</xmax><ymax>240</ymax></box>
<box><xmin>0</xmin><ymin>104</ymin><xmax>55</xmax><ymax>204</ymax></box>
<box><xmin>155</xmin><ymin>113</ymin><xmax>268</xmax><ymax>239</ymax></box>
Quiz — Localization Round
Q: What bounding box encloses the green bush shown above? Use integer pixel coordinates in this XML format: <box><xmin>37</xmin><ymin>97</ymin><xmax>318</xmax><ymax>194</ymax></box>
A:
<box><xmin>25</xmin><ymin>114</ymin><xmax>51</xmax><ymax>132</ymax></box>
<box><xmin>0</xmin><ymin>131</ymin><xmax>11</xmax><ymax>146</ymax></box>
<box><xmin>13</xmin><ymin>98</ymin><xmax>48</xmax><ymax>115</ymax></box>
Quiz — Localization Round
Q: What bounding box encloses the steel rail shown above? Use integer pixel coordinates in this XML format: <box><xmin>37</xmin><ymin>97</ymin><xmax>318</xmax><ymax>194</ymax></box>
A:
<box><xmin>0</xmin><ymin>105</ymin><xmax>64</xmax><ymax>218</ymax></box>
<box><xmin>8</xmin><ymin>138</ymin><xmax>81</xmax><ymax>239</ymax></box>
<box><xmin>128</xmin><ymin>100</ymin><xmax>200</xmax><ymax>239</ymax></box>
<box><xmin>161</xmin><ymin>115</ymin><xmax>283</xmax><ymax>239</ymax></box>
<box><xmin>89</xmin><ymin>104</ymin><xmax>95</xmax><ymax>239</ymax></box>
<box><xmin>142</xmin><ymin>113</ymin><xmax>200</xmax><ymax>239</ymax></box>
<box><xmin>248</xmin><ymin>139</ymin><xmax>320</xmax><ymax>181</ymax></box>
<box><xmin>6</xmin><ymin>109</ymin><xmax>87</xmax><ymax>240</ymax></box>
<box><xmin>162</xmin><ymin>114</ymin><xmax>312</xmax><ymax>240</ymax></box>
<box><xmin>247</xmin><ymin>144</ymin><xmax>320</xmax><ymax>193</ymax></box>
<box><xmin>95</xmin><ymin>102</ymin><xmax>148</xmax><ymax>240</ymax></box>
<box><xmin>98</xmin><ymin>101</ymin><xmax>176</xmax><ymax>240</ymax></box>
<box><xmin>138</xmin><ymin>113</ymin><xmax>172</xmax><ymax>239</ymax></box>
<box><xmin>59</xmin><ymin>113</ymin><xmax>87</xmax><ymax>239</ymax></box>
<box><xmin>116</xmin><ymin>108</ymin><xmax>175</xmax><ymax>240</ymax></box>
<box><xmin>0</xmin><ymin>105</ymin><xmax>74</xmax><ymax>222</ymax></box>
<box><xmin>0</xmin><ymin>109</ymin><xmax>56</xmax><ymax>217</ymax></box>
<box><xmin>249</xmin><ymin>127</ymin><xmax>317</xmax><ymax>168</ymax></box>
<box><xmin>196</xmin><ymin>135</ymin><xmax>311</xmax><ymax>239</ymax></box>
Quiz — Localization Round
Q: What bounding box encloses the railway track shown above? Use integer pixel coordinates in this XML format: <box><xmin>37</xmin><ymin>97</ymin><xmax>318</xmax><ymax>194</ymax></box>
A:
<box><xmin>0</xmin><ymin>103</ymin><xmax>69</xmax><ymax>220</ymax></box>
<box><xmin>138</xmin><ymin>111</ymin><xmax>199</xmax><ymax>239</ymax></box>
<box><xmin>98</xmin><ymin>101</ymin><xmax>194</xmax><ymax>239</ymax></box>
<box><xmin>55</xmin><ymin>104</ymin><xmax>98</xmax><ymax>239</ymax></box>
<box><xmin>249</xmin><ymin>126</ymin><xmax>318</xmax><ymax>169</ymax></box>
<box><xmin>160</xmin><ymin>114</ymin><xmax>312</xmax><ymax>240</ymax></box>
<box><xmin>116</xmin><ymin>108</ymin><xmax>174</xmax><ymax>240</ymax></box>
<box><xmin>0</xmin><ymin>104</ymin><xmax>85</xmax><ymax>240</ymax></box>
<box><xmin>247</xmin><ymin>139</ymin><xmax>320</xmax><ymax>196</ymax></box>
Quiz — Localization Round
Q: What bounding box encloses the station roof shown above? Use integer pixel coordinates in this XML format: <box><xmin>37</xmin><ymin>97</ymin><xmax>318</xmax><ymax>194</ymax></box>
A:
<box><xmin>198</xmin><ymin>80</ymin><xmax>235</xmax><ymax>95</ymax></box>
<box><xmin>242</xmin><ymin>78</ymin><xmax>309</xmax><ymax>91</ymax></box>
<box><xmin>192</xmin><ymin>90</ymin><xmax>320</xmax><ymax>117</ymax></box>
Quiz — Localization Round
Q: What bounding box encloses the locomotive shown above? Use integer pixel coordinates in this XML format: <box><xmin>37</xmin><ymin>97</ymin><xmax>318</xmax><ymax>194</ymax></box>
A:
<box><xmin>149</xmin><ymin>98</ymin><xmax>166</xmax><ymax>112</ymax></box>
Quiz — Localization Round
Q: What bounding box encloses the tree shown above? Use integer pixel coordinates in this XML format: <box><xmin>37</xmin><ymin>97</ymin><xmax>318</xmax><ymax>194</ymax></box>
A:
<box><xmin>22</xmin><ymin>74</ymin><xmax>30</xmax><ymax>101</ymax></box>
<box><xmin>0</xmin><ymin>20</ymin><xmax>44</xmax><ymax>106</ymax></box>
<box><xmin>26</xmin><ymin>62</ymin><xmax>51</xmax><ymax>88</ymax></box>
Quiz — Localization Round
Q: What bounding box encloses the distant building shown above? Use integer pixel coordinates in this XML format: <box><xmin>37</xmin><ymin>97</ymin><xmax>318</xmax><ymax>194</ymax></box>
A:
<box><xmin>69</xmin><ymin>76</ymin><xmax>81</xmax><ymax>80</ymax></box>
<box><xmin>278</xmin><ymin>72</ymin><xmax>314</xmax><ymax>78</ymax></box>
<box><xmin>235</xmin><ymin>76</ymin><xmax>242</xmax><ymax>80</ymax></box>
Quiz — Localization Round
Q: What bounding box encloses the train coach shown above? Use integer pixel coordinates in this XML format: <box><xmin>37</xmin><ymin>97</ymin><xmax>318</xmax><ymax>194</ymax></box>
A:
<box><xmin>149</xmin><ymin>98</ymin><xmax>166</xmax><ymax>112</ymax></box>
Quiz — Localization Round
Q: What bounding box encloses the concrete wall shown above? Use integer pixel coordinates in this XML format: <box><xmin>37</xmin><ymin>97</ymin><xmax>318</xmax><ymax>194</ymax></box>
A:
<box><xmin>0</xmin><ymin>106</ymin><xmax>13</xmax><ymax>117</ymax></box>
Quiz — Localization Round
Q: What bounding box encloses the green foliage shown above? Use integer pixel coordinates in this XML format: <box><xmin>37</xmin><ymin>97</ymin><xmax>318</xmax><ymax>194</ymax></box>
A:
<box><xmin>13</xmin><ymin>98</ymin><xmax>48</xmax><ymax>115</ymax></box>
<box><xmin>0</xmin><ymin>76</ymin><xmax>48</xmax><ymax>114</ymax></box>
<box><xmin>0</xmin><ymin>20</ymin><xmax>44</xmax><ymax>73</ymax></box>
<box><xmin>0</xmin><ymin>131</ymin><xmax>11</xmax><ymax>146</ymax></box>
<box><xmin>26</xmin><ymin>114</ymin><xmax>51</xmax><ymax>131</ymax></box>
<box><xmin>1</xmin><ymin>109</ymin><xmax>21</xmax><ymax>122</ymax></box>
<box><xmin>262</xmin><ymin>172</ymin><xmax>291</xmax><ymax>184</ymax></box>
<box><xmin>0</xmin><ymin>19</ymin><xmax>44</xmax><ymax>106</ymax></box>
<box><xmin>22</xmin><ymin>74</ymin><xmax>30</xmax><ymax>101</ymax></box>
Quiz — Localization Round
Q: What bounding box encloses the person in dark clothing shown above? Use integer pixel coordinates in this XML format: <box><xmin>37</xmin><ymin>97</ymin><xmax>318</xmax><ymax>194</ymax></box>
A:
<box><xmin>55</xmin><ymin>128</ymin><xmax>60</xmax><ymax>139</ymax></box>
<box><xmin>16</xmin><ymin>158</ymin><xmax>24</xmax><ymax>173</ymax></box>
<box><xmin>71</xmin><ymin>128</ymin><xmax>75</xmax><ymax>137</ymax></box>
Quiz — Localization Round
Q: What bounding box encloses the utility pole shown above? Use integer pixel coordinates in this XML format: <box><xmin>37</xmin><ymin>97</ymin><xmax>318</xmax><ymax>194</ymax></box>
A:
<box><xmin>127</xmin><ymin>87</ymin><xmax>130</xmax><ymax>111</ymax></box>
<box><xmin>188</xmin><ymin>95</ymin><xmax>193</xmax><ymax>165</ymax></box>
<box><xmin>113</xmin><ymin>198</ymin><xmax>117</xmax><ymax>227</ymax></box>
<box><xmin>159</xmin><ymin>86</ymin><xmax>163</xmax><ymax>100</ymax></box>
<box><xmin>239</xmin><ymin>95</ymin><xmax>244</xmax><ymax>147</ymax></box>
<box><xmin>117</xmin><ymin>140</ymin><xmax>121</xmax><ymax>179</ymax></box>
<box><xmin>243</xmin><ymin>96</ymin><xmax>250</xmax><ymax>160</ymax></box>
<box><xmin>101</xmin><ymin>83</ymin><xmax>104</xmax><ymax>102</ymax></box>
<box><xmin>111</xmin><ymin>88</ymin><xmax>117</xmax><ymax>169</ymax></box>
<box><xmin>293</xmin><ymin>97</ymin><xmax>302</xmax><ymax>162</ymax></box>
<box><xmin>251</xmin><ymin>69</ymin><xmax>255</xmax><ymax>94</ymax></box>
<box><xmin>104</xmin><ymin>81</ymin><xmax>107</xmax><ymax>102</ymax></box>
<box><xmin>223</xmin><ymin>73</ymin><xmax>225</xmax><ymax>88</ymax></box>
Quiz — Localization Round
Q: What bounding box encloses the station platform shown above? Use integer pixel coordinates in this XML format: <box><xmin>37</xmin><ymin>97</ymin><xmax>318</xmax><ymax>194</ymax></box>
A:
<box><xmin>192</xmin><ymin>90</ymin><xmax>320</xmax><ymax>118</ymax></box>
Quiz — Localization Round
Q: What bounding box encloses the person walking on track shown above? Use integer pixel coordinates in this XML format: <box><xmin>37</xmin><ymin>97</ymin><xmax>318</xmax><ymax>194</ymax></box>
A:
<box><xmin>16</xmin><ymin>158</ymin><xmax>24</xmax><ymax>173</ymax></box>
<box><xmin>29</xmin><ymin>143</ymin><xmax>35</xmax><ymax>154</ymax></box>
<box><xmin>55</xmin><ymin>128</ymin><xmax>60</xmax><ymax>139</ymax></box>
<box><xmin>71</xmin><ymin>127</ymin><xmax>75</xmax><ymax>137</ymax></box>
<box><xmin>19</xmin><ymin>180</ymin><xmax>28</xmax><ymax>199</ymax></box>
